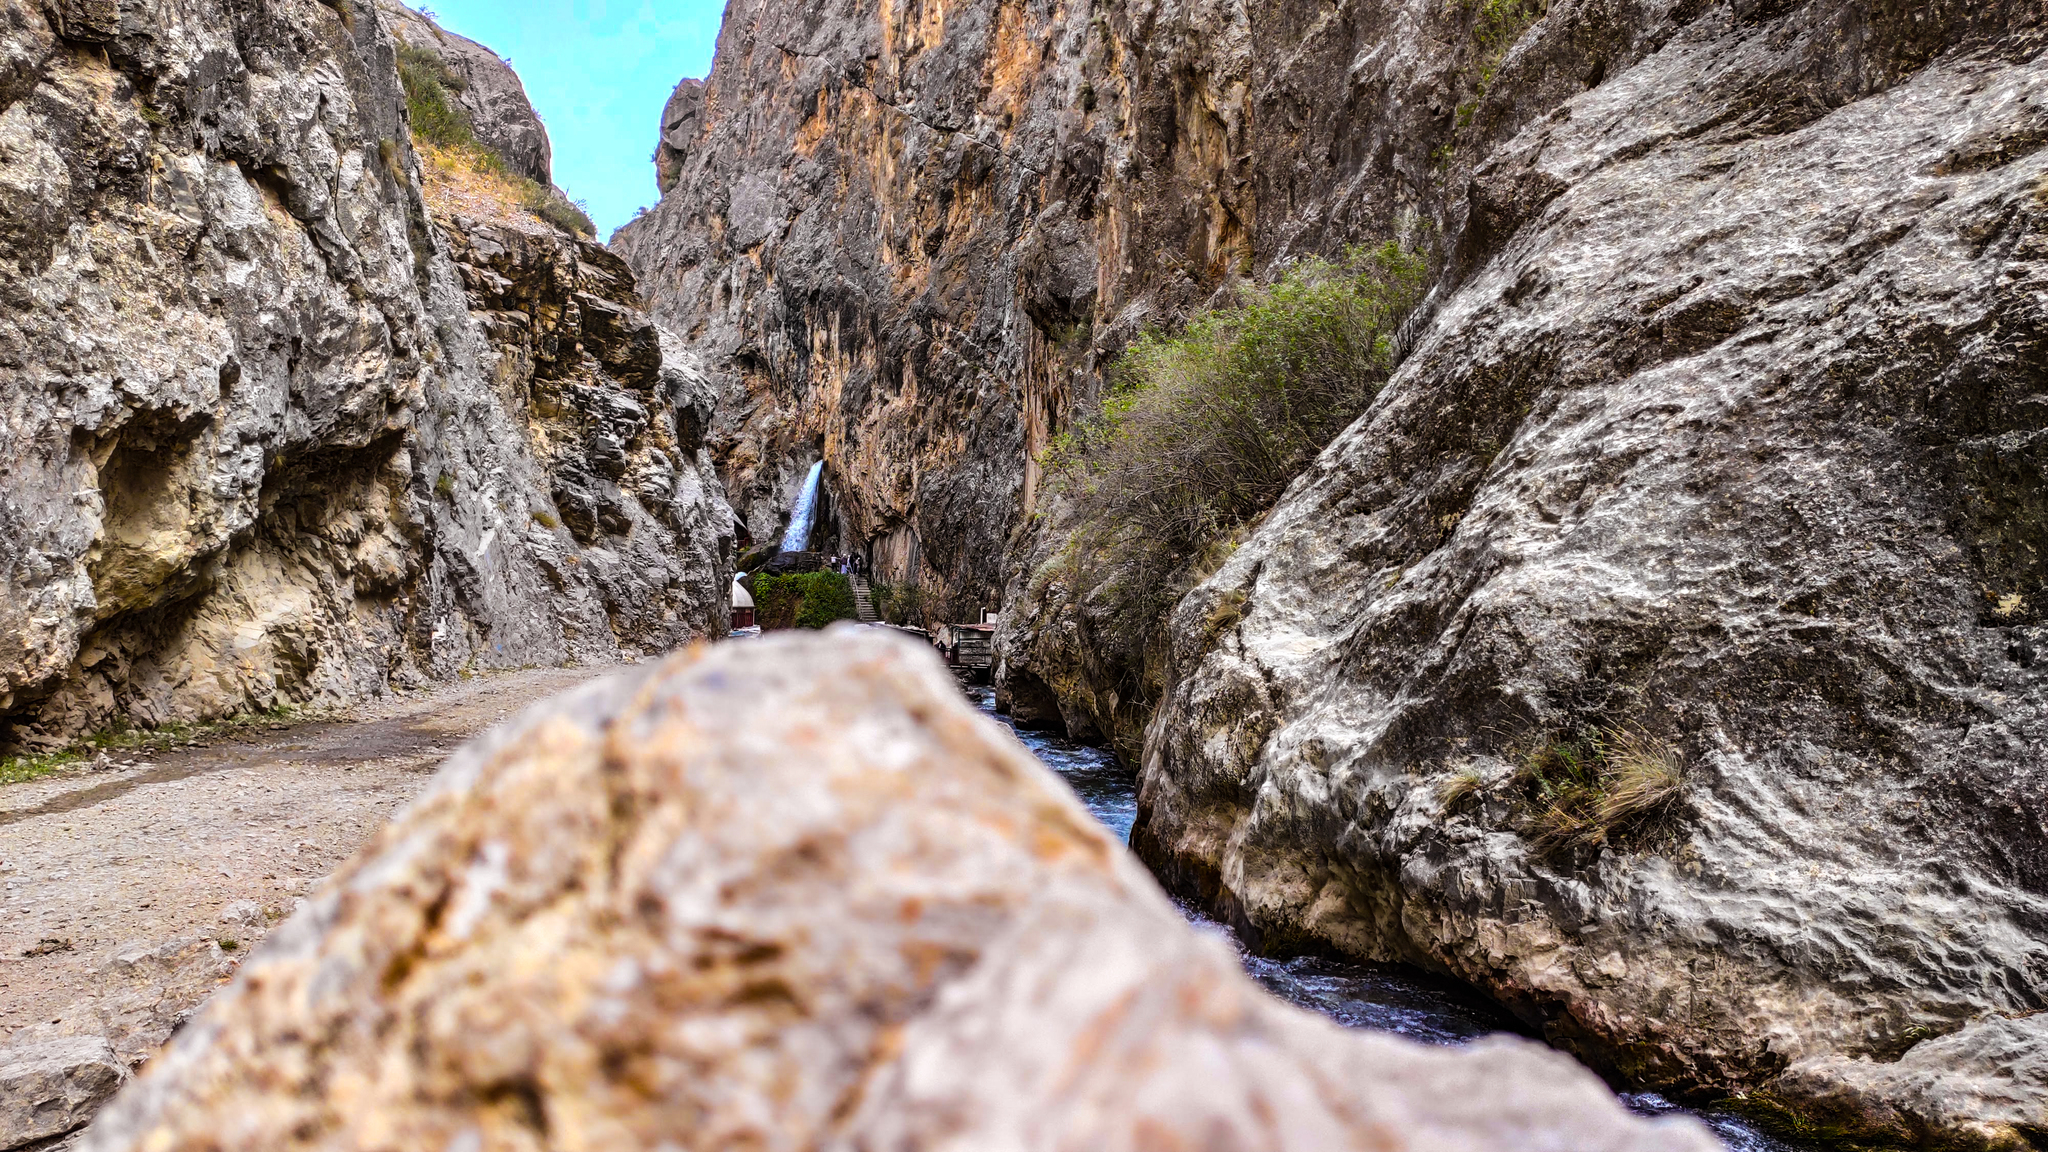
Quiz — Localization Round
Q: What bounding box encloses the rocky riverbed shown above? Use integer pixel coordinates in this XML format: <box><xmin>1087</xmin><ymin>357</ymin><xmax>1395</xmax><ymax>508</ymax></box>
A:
<box><xmin>972</xmin><ymin>686</ymin><xmax>1822</xmax><ymax>1152</ymax></box>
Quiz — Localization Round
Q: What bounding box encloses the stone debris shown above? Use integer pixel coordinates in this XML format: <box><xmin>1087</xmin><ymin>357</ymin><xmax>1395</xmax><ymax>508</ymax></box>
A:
<box><xmin>80</xmin><ymin>631</ymin><xmax>1714</xmax><ymax>1152</ymax></box>
<box><xmin>0</xmin><ymin>1035</ymin><xmax>126</xmax><ymax>1150</ymax></box>
<box><xmin>214</xmin><ymin>903</ymin><xmax>263</xmax><ymax>931</ymax></box>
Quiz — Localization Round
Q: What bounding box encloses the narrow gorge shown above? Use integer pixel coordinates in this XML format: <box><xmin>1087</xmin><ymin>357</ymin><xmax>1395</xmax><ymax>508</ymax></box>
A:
<box><xmin>0</xmin><ymin>0</ymin><xmax>2043</xmax><ymax>1149</ymax></box>
<box><xmin>617</xmin><ymin>0</ymin><xmax>2047</xmax><ymax>1146</ymax></box>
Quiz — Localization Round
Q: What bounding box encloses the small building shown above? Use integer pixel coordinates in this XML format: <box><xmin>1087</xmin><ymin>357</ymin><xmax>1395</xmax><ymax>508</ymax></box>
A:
<box><xmin>934</xmin><ymin>622</ymin><xmax>996</xmax><ymax>683</ymax></box>
<box><xmin>731</xmin><ymin>578</ymin><xmax>756</xmax><ymax>631</ymax></box>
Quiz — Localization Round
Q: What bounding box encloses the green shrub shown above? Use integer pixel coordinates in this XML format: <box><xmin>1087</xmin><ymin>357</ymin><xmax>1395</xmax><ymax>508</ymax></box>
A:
<box><xmin>869</xmin><ymin>579</ymin><xmax>927</xmax><ymax>627</ymax></box>
<box><xmin>522</xmin><ymin>185</ymin><xmax>596</xmax><ymax>236</ymax></box>
<box><xmin>753</xmin><ymin>572</ymin><xmax>857</xmax><ymax>631</ymax></box>
<box><xmin>1043</xmin><ymin>243</ymin><xmax>1427</xmax><ymax>663</ymax></box>
<box><xmin>1468</xmin><ymin>0</ymin><xmax>1547</xmax><ymax>90</ymax></box>
<box><xmin>397</xmin><ymin>43</ymin><xmax>475</xmax><ymax>153</ymax></box>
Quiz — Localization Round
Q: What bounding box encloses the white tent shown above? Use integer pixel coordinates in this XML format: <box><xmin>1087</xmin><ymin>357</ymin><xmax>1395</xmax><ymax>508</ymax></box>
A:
<box><xmin>732</xmin><ymin>579</ymin><xmax>755</xmax><ymax>609</ymax></box>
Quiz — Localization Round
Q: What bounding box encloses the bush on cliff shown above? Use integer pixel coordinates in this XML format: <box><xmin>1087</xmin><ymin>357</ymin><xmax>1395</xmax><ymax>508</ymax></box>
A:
<box><xmin>1041</xmin><ymin>243</ymin><xmax>1427</xmax><ymax>663</ymax></box>
<box><xmin>870</xmin><ymin>579</ymin><xmax>927</xmax><ymax>627</ymax></box>
<box><xmin>754</xmin><ymin>572</ymin><xmax>858</xmax><ymax>630</ymax></box>
<box><xmin>395</xmin><ymin>43</ymin><xmax>596</xmax><ymax>238</ymax></box>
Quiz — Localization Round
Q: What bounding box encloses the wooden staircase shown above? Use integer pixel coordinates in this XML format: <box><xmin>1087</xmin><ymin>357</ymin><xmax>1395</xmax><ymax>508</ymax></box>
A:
<box><xmin>850</xmin><ymin>574</ymin><xmax>879</xmax><ymax>623</ymax></box>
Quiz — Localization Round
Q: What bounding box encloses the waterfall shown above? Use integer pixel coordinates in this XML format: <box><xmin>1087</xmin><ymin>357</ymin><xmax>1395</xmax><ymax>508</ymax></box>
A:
<box><xmin>778</xmin><ymin>460</ymin><xmax>825</xmax><ymax>553</ymax></box>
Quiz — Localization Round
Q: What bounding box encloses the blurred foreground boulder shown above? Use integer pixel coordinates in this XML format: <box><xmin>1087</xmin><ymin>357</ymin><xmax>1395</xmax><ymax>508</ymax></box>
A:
<box><xmin>82</xmin><ymin>630</ymin><xmax>1712</xmax><ymax>1151</ymax></box>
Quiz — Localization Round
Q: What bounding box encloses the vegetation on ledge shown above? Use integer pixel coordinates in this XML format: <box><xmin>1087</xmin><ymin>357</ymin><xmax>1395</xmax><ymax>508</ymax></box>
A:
<box><xmin>1037</xmin><ymin>243</ymin><xmax>1428</xmax><ymax>669</ymax></box>
<box><xmin>397</xmin><ymin>42</ymin><xmax>595</xmax><ymax>237</ymax></box>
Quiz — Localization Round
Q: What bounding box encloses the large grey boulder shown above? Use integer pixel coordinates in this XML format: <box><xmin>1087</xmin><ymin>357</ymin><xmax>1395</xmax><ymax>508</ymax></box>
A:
<box><xmin>80</xmin><ymin>631</ymin><xmax>1713</xmax><ymax>1152</ymax></box>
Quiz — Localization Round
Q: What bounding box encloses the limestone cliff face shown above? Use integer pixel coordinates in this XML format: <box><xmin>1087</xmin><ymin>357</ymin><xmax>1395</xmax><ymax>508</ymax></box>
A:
<box><xmin>1117</xmin><ymin>5</ymin><xmax>2046</xmax><ymax>1150</ymax></box>
<box><xmin>0</xmin><ymin>0</ymin><xmax>730</xmax><ymax>747</ymax></box>
<box><xmin>622</xmin><ymin>0</ymin><xmax>2047</xmax><ymax>1144</ymax></box>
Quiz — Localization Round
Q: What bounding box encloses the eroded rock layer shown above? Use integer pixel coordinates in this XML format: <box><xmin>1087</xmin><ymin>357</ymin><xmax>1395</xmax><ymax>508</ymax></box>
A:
<box><xmin>80</xmin><ymin>631</ymin><xmax>1717</xmax><ymax>1152</ymax></box>
<box><xmin>0</xmin><ymin>0</ymin><xmax>731</xmax><ymax>746</ymax></box>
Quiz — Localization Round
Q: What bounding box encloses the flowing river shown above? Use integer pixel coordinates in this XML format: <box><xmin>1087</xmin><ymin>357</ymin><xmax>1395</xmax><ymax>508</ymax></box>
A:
<box><xmin>971</xmin><ymin>687</ymin><xmax>1817</xmax><ymax>1152</ymax></box>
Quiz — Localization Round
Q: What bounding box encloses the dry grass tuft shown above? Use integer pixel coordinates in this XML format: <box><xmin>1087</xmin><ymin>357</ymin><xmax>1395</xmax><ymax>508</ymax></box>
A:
<box><xmin>1515</xmin><ymin>727</ymin><xmax>1684</xmax><ymax>851</ymax></box>
<box><xmin>397</xmin><ymin>41</ymin><xmax>594</xmax><ymax>237</ymax></box>
<box><xmin>1203</xmin><ymin>588</ymin><xmax>1249</xmax><ymax>639</ymax></box>
<box><xmin>1438</xmin><ymin>767</ymin><xmax>1489</xmax><ymax>813</ymax></box>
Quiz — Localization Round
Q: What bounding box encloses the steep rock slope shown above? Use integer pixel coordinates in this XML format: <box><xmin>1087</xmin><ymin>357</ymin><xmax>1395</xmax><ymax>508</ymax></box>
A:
<box><xmin>82</xmin><ymin>632</ymin><xmax>1715</xmax><ymax>1152</ymax></box>
<box><xmin>621</xmin><ymin>0</ymin><xmax>2047</xmax><ymax>1144</ymax></box>
<box><xmin>0</xmin><ymin>0</ymin><xmax>730</xmax><ymax>748</ymax></box>
<box><xmin>1125</xmin><ymin>7</ymin><xmax>2048</xmax><ymax>1151</ymax></box>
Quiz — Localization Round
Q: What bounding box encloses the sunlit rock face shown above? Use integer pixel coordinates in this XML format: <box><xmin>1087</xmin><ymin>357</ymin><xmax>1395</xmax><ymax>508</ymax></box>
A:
<box><xmin>0</xmin><ymin>0</ymin><xmax>731</xmax><ymax>746</ymax></box>
<box><xmin>1128</xmin><ymin>8</ymin><xmax>2048</xmax><ymax>1151</ymax></box>
<box><xmin>625</xmin><ymin>0</ymin><xmax>2045</xmax><ymax>1144</ymax></box>
<box><xmin>614</xmin><ymin>0</ymin><xmax>1226</xmax><ymax>618</ymax></box>
<box><xmin>79</xmin><ymin>631</ymin><xmax>1719</xmax><ymax>1152</ymax></box>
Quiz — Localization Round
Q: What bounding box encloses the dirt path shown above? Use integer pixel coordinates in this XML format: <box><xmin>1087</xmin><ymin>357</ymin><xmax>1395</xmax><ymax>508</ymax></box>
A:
<box><xmin>0</xmin><ymin>663</ymin><xmax>632</xmax><ymax>1070</ymax></box>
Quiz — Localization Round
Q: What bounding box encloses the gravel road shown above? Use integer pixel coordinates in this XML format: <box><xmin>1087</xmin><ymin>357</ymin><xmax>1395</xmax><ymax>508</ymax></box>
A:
<box><xmin>0</xmin><ymin>663</ymin><xmax>631</xmax><ymax>1068</ymax></box>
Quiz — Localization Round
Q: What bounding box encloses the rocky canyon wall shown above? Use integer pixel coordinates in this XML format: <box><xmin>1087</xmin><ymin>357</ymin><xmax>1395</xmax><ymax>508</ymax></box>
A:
<box><xmin>614</xmin><ymin>0</ymin><xmax>1162</xmax><ymax>616</ymax></box>
<box><xmin>1130</xmin><ymin>4</ymin><xmax>2043</xmax><ymax>1149</ymax></box>
<box><xmin>0</xmin><ymin>0</ymin><xmax>732</xmax><ymax>749</ymax></box>
<box><xmin>623</xmin><ymin>0</ymin><xmax>2048</xmax><ymax>1145</ymax></box>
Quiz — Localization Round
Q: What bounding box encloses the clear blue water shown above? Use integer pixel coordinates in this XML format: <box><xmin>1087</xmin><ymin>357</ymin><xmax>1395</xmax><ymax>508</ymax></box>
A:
<box><xmin>974</xmin><ymin>688</ymin><xmax>1815</xmax><ymax>1152</ymax></box>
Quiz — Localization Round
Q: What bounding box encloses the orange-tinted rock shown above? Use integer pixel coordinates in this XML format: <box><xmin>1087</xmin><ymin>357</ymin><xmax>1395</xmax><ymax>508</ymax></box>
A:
<box><xmin>82</xmin><ymin>630</ymin><xmax>1713</xmax><ymax>1152</ymax></box>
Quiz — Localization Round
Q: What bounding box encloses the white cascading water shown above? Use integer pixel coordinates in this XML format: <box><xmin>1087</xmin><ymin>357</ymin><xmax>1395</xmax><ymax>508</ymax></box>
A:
<box><xmin>778</xmin><ymin>460</ymin><xmax>825</xmax><ymax>553</ymax></box>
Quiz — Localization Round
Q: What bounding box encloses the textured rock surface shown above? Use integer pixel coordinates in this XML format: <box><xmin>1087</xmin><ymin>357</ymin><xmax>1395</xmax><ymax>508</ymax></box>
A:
<box><xmin>628</xmin><ymin>0</ymin><xmax>2048</xmax><ymax>1142</ymax></box>
<box><xmin>434</xmin><ymin>207</ymin><xmax>735</xmax><ymax>654</ymax></box>
<box><xmin>1119</xmin><ymin>6</ymin><xmax>2048</xmax><ymax>1150</ymax></box>
<box><xmin>0</xmin><ymin>1035</ymin><xmax>125</xmax><ymax>1149</ymax></box>
<box><xmin>376</xmin><ymin>0</ymin><xmax>552</xmax><ymax>184</ymax></box>
<box><xmin>0</xmin><ymin>0</ymin><xmax>730</xmax><ymax>746</ymax></box>
<box><xmin>79</xmin><ymin>630</ymin><xmax>1714</xmax><ymax>1152</ymax></box>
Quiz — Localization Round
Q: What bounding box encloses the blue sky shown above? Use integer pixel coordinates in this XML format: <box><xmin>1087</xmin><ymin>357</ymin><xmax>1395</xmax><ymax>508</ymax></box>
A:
<box><xmin>414</xmin><ymin>1</ymin><xmax>728</xmax><ymax>236</ymax></box>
